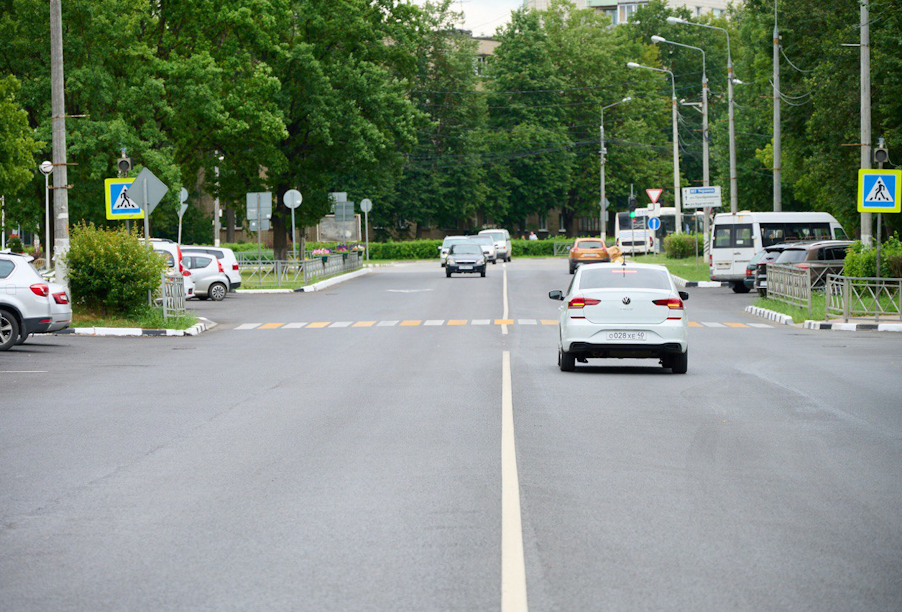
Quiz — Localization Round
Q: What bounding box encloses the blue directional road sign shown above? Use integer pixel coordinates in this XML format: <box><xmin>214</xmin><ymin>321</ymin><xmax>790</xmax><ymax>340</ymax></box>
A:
<box><xmin>648</xmin><ymin>216</ymin><xmax>661</xmax><ymax>231</ymax></box>
<box><xmin>104</xmin><ymin>178</ymin><xmax>143</xmax><ymax>220</ymax></box>
<box><xmin>858</xmin><ymin>169</ymin><xmax>901</xmax><ymax>213</ymax></box>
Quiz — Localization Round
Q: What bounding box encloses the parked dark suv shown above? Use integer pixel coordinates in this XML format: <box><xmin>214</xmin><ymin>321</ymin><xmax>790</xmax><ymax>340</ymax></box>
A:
<box><xmin>770</xmin><ymin>240</ymin><xmax>852</xmax><ymax>288</ymax></box>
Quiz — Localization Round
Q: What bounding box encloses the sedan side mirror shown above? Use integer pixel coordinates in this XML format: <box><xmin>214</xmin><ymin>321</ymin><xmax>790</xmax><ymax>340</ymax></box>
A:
<box><xmin>679</xmin><ymin>291</ymin><xmax>689</xmax><ymax>301</ymax></box>
<box><xmin>549</xmin><ymin>290</ymin><xmax>564</xmax><ymax>301</ymax></box>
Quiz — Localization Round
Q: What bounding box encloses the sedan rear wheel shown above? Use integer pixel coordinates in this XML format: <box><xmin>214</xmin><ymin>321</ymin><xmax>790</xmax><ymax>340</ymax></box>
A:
<box><xmin>210</xmin><ymin>282</ymin><xmax>227</xmax><ymax>301</ymax></box>
<box><xmin>732</xmin><ymin>282</ymin><xmax>751</xmax><ymax>294</ymax></box>
<box><xmin>559</xmin><ymin>349</ymin><xmax>576</xmax><ymax>372</ymax></box>
<box><xmin>671</xmin><ymin>350</ymin><xmax>688</xmax><ymax>374</ymax></box>
<box><xmin>0</xmin><ymin>311</ymin><xmax>20</xmax><ymax>352</ymax></box>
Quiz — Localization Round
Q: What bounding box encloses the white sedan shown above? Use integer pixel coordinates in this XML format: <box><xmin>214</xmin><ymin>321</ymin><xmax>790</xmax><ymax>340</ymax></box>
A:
<box><xmin>549</xmin><ymin>262</ymin><xmax>689</xmax><ymax>373</ymax></box>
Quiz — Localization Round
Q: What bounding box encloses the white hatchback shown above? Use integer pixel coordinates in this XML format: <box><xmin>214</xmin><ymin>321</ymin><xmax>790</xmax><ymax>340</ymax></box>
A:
<box><xmin>549</xmin><ymin>262</ymin><xmax>689</xmax><ymax>373</ymax></box>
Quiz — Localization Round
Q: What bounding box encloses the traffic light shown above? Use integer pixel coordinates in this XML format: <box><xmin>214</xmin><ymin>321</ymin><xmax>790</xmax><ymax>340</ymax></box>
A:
<box><xmin>873</xmin><ymin>138</ymin><xmax>889</xmax><ymax>166</ymax></box>
<box><xmin>117</xmin><ymin>155</ymin><xmax>132</xmax><ymax>174</ymax></box>
<box><xmin>628</xmin><ymin>196</ymin><xmax>638</xmax><ymax>218</ymax></box>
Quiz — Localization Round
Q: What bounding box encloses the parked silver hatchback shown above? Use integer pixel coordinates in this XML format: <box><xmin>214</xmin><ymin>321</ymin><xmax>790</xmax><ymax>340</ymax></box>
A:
<box><xmin>0</xmin><ymin>253</ymin><xmax>72</xmax><ymax>350</ymax></box>
<box><xmin>184</xmin><ymin>254</ymin><xmax>230</xmax><ymax>301</ymax></box>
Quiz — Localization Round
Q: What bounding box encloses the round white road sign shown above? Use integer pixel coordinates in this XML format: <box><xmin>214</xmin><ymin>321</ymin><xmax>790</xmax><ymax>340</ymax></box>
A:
<box><xmin>284</xmin><ymin>189</ymin><xmax>303</xmax><ymax>209</ymax></box>
<box><xmin>360</xmin><ymin>198</ymin><xmax>373</xmax><ymax>213</ymax></box>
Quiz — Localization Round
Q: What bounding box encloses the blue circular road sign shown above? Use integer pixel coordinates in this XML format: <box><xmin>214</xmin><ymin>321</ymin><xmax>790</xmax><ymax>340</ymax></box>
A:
<box><xmin>648</xmin><ymin>216</ymin><xmax>661</xmax><ymax>231</ymax></box>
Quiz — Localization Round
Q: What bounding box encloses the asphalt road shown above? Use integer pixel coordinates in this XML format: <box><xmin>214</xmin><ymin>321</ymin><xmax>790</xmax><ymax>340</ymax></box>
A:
<box><xmin>2</xmin><ymin>259</ymin><xmax>901</xmax><ymax>610</ymax></box>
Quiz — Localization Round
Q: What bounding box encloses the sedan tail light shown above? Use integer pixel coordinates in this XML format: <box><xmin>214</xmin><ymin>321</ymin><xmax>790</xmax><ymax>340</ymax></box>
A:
<box><xmin>568</xmin><ymin>297</ymin><xmax>601</xmax><ymax>309</ymax></box>
<box><xmin>182</xmin><ymin>269</ymin><xmax>192</xmax><ymax>277</ymax></box>
<box><xmin>53</xmin><ymin>291</ymin><xmax>69</xmax><ymax>304</ymax></box>
<box><xmin>746</xmin><ymin>267</ymin><xmax>754</xmax><ymax>277</ymax></box>
<box><xmin>653</xmin><ymin>298</ymin><xmax>684</xmax><ymax>310</ymax></box>
<box><xmin>232</xmin><ymin>262</ymin><xmax>239</xmax><ymax>270</ymax></box>
<box><xmin>30</xmin><ymin>283</ymin><xmax>50</xmax><ymax>297</ymax></box>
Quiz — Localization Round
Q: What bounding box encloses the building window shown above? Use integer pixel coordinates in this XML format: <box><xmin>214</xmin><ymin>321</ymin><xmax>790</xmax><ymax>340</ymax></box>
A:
<box><xmin>604</xmin><ymin>8</ymin><xmax>617</xmax><ymax>24</ymax></box>
<box><xmin>618</xmin><ymin>3</ymin><xmax>641</xmax><ymax>24</ymax></box>
<box><xmin>539</xmin><ymin>216</ymin><xmax>548</xmax><ymax>231</ymax></box>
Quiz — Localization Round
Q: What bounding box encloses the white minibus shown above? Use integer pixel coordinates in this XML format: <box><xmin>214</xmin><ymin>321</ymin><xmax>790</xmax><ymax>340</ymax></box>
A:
<box><xmin>709</xmin><ymin>211</ymin><xmax>847</xmax><ymax>292</ymax></box>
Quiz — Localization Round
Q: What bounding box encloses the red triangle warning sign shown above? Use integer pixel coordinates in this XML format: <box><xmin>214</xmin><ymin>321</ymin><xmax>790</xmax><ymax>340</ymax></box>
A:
<box><xmin>646</xmin><ymin>189</ymin><xmax>663</xmax><ymax>204</ymax></box>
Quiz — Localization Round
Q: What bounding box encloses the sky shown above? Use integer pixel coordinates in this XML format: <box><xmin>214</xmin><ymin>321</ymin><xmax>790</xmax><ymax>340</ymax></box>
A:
<box><xmin>412</xmin><ymin>0</ymin><xmax>524</xmax><ymax>37</ymax></box>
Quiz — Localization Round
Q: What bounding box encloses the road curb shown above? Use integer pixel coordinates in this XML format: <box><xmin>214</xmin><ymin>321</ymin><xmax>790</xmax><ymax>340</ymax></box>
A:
<box><xmin>54</xmin><ymin>317</ymin><xmax>217</xmax><ymax>338</ymax></box>
<box><xmin>233</xmin><ymin>268</ymin><xmax>371</xmax><ymax>295</ymax></box>
<box><xmin>803</xmin><ymin>320</ymin><xmax>902</xmax><ymax>332</ymax></box>
<box><xmin>744</xmin><ymin>305</ymin><xmax>794</xmax><ymax>325</ymax></box>
<box><xmin>671</xmin><ymin>274</ymin><xmax>730</xmax><ymax>288</ymax></box>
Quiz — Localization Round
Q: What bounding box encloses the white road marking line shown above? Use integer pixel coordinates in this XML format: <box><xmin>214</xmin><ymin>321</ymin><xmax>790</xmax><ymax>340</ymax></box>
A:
<box><xmin>330</xmin><ymin>322</ymin><xmax>352</xmax><ymax>328</ymax></box>
<box><xmin>472</xmin><ymin>319</ymin><xmax>491</xmax><ymax>325</ymax></box>
<box><xmin>283</xmin><ymin>322</ymin><xmax>308</xmax><ymax>329</ymax></box>
<box><xmin>502</xmin><ymin>263</ymin><xmax>509</xmax><ymax>336</ymax></box>
<box><xmin>424</xmin><ymin>320</ymin><xmax>444</xmax><ymax>326</ymax></box>
<box><xmin>0</xmin><ymin>371</ymin><xmax>48</xmax><ymax>374</ymax></box>
<box><xmin>748</xmin><ymin>323</ymin><xmax>773</xmax><ymax>328</ymax></box>
<box><xmin>235</xmin><ymin>323</ymin><xmax>261</xmax><ymax>330</ymax></box>
<box><xmin>501</xmin><ymin>350</ymin><xmax>528</xmax><ymax>611</ymax></box>
<box><xmin>518</xmin><ymin>319</ymin><xmax>537</xmax><ymax>325</ymax></box>
<box><xmin>377</xmin><ymin>320</ymin><xmax>398</xmax><ymax>327</ymax></box>
<box><xmin>701</xmin><ymin>322</ymin><xmax>726</xmax><ymax>328</ymax></box>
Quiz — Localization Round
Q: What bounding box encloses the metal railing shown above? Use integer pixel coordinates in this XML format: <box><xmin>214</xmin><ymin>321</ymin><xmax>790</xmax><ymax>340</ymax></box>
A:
<box><xmin>808</xmin><ymin>263</ymin><xmax>846</xmax><ymax>288</ymax></box>
<box><xmin>767</xmin><ymin>263</ymin><xmax>812</xmax><ymax>318</ymax></box>
<box><xmin>160</xmin><ymin>273</ymin><xmax>186</xmax><ymax>318</ymax></box>
<box><xmin>553</xmin><ymin>241</ymin><xmax>573</xmax><ymax>256</ymax></box>
<box><xmin>825</xmin><ymin>274</ymin><xmax>902</xmax><ymax>323</ymax></box>
<box><xmin>239</xmin><ymin>251</ymin><xmax>363</xmax><ymax>287</ymax></box>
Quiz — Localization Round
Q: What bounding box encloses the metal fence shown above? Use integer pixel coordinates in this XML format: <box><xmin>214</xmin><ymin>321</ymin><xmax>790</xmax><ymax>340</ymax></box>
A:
<box><xmin>767</xmin><ymin>263</ymin><xmax>813</xmax><ymax>318</ymax></box>
<box><xmin>825</xmin><ymin>274</ymin><xmax>902</xmax><ymax>322</ymax></box>
<box><xmin>239</xmin><ymin>251</ymin><xmax>363</xmax><ymax>287</ymax></box>
<box><xmin>160</xmin><ymin>273</ymin><xmax>186</xmax><ymax>318</ymax></box>
<box><xmin>553</xmin><ymin>241</ymin><xmax>573</xmax><ymax>256</ymax></box>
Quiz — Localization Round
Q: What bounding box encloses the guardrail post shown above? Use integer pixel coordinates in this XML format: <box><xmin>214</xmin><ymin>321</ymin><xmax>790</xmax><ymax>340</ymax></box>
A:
<box><xmin>843</xmin><ymin>276</ymin><xmax>850</xmax><ymax>322</ymax></box>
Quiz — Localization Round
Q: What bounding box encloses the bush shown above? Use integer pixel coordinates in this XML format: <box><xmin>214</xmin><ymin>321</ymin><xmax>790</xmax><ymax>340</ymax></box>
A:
<box><xmin>8</xmin><ymin>237</ymin><xmax>23</xmax><ymax>253</ymax></box>
<box><xmin>511</xmin><ymin>239</ymin><xmax>556</xmax><ymax>256</ymax></box>
<box><xmin>65</xmin><ymin>224</ymin><xmax>166</xmax><ymax>315</ymax></box>
<box><xmin>844</xmin><ymin>235</ymin><xmax>902</xmax><ymax>278</ymax></box>
<box><xmin>663</xmin><ymin>233</ymin><xmax>703</xmax><ymax>259</ymax></box>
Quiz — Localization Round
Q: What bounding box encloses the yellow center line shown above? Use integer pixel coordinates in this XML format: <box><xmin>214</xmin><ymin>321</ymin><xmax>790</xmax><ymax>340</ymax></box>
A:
<box><xmin>725</xmin><ymin>322</ymin><xmax>750</xmax><ymax>328</ymax></box>
<box><xmin>688</xmin><ymin>321</ymin><xmax>703</xmax><ymax>328</ymax></box>
<box><xmin>259</xmin><ymin>323</ymin><xmax>285</xmax><ymax>330</ymax></box>
<box><xmin>495</xmin><ymin>319</ymin><xmax>514</xmax><ymax>325</ymax></box>
<box><xmin>540</xmin><ymin>319</ymin><xmax>558</xmax><ymax>326</ymax></box>
<box><xmin>352</xmin><ymin>321</ymin><xmax>376</xmax><ymax>327</ymax></box>
<box><xmin>306</xmin><ymin>322</ymin><xmax>330</xmax><ymax>329</ymax></box>
<box><xmin>447</xmin><ymin>319</ymin><xmax>468</xmax><ymax>326</ymax></box>
<box><xmin>400</xmin><ymin>320</ymin><xmax>422</xmax><ymax>326</ymax></box>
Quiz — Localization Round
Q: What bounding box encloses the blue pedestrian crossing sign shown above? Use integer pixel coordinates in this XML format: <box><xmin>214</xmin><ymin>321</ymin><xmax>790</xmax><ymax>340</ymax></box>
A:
<box><xmin>858</xmin><ymin>169</ymin><xmax>901</xmax><ymax>213</ymax></box>
<box><xmin>648</xmin><ymin>216</ymin><xmax>661</xmax><ymax>231</ymax></box>
<box><xmin>104</xmin><ymin>178</ymin><xmax>144</xmax><ymax>220</ymax></box>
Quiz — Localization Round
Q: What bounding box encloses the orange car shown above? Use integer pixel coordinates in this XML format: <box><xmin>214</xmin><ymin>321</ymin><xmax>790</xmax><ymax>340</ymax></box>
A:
<box><xmin>568</xmin><ymin>238</ymin><xmax>611</xmax><ymax>274</ymax></box>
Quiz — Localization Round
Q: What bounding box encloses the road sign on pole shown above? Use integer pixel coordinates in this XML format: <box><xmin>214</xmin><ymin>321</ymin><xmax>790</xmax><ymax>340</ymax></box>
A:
<box><xmin>681</xmin><ymin>186</ymin><xmax>723</xmax><ymax>209</ymax></box>
<box><xmin>246</xmin><ymin>192</ymin><xmax>272</xmax><ymax>263</ymax></box>
<box><xmin>104</xmin><ymin>178</ymin><xmax>142</xmax><ymax>220</ymax></box>
<box><xmin>858</xmin><ymin>169</ymin><xmax>901</xmax><ymax>213</ymax></box>
<box><xmin>360</xmin><ymin>198</ymin><xmax>372</xmax><ymax>261</ymax></box>
<box><xmin>128</xmin><ymin>167</ymin><xmax>169</xmax><ymax>239</ymax></box>
<box><xmin>648</xmin><ymin>216</ymin><xmax>661</xmax><ymax>231</ymax></box>
<box><xmin>284</xmin><ymin>189</ymin><xmax>302</xmax><ymax>261</ymax></box>
<box><xmin>646</xmin><ymin>188</ymin><xmax>663</xmax><ymax>204</ymax></box>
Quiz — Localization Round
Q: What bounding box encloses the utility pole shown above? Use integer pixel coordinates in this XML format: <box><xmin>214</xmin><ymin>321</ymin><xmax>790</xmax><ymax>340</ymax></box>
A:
<box><xmin>860</xmin><ymin>0</ymin><xmax>872</xmax><ymax>245</ymax></box>
<box><xmin>214</xmin><ymin>153</ymin><xmax>223</xmax><ymax>247</ymax></box>
<box><xmin>599</xmin><ymin>97</ymin><xmax>631</xmax><ymax>241</ymax></box>
<box><xmin>50</xmin><ymin>0</ymin><xmax>70</xmax><ymax>285</ymax></box>
<box><xmin>1</xmin><ymin>195</ymin><xmax>5</xmax><ymax>250</ymax></box>
<box><xmin>773</xmin><ymin>0</ymin><xmax>782</xmax><ymax>212</ymax></box>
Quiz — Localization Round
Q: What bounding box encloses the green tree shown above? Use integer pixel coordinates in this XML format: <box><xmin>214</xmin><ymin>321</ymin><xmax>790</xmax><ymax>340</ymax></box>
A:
<box><xmin>0</xmin><ymin>75</ymin><xmax>40</xmax><ymax>204</ymax></box>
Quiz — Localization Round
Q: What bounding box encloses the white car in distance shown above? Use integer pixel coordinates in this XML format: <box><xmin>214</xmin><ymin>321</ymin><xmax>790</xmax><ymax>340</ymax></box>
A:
<box><xmin>549</xmin><ymin>262</ymin><xmax>689</xmax><ymax>373</ymax></box>
<box><xmin>439</xmin><ymin>236</ymin><xmax>471</xmax><ymax>267</ymax></box>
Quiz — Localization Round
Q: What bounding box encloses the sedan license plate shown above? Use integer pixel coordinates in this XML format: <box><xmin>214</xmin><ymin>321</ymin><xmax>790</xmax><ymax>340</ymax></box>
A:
<box><xmin>606</xmin><ymin>331</ymin><xmax>646</xmax><ymax>341</ymax></box>
<box><xmin>459</xmin><ymin>265</ymin><xmax>473</xmax><ymax>270</ymax></box>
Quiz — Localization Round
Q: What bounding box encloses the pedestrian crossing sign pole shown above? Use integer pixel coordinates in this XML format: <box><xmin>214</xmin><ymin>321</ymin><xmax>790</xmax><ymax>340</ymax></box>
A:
<box><xmin>858</xmin><ymin>169</ymin><xmax>901</xmax><ymax>213</ymax></box>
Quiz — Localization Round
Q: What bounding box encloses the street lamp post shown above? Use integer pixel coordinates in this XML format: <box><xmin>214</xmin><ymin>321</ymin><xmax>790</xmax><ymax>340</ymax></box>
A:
<box><xmin>667</xmin><ymin>16</ymin><xmax>738</xmax><ymax>214</ymax></box>
<box><xmin>652</xmin><ymin>35</ymin><xmax>711</xmax><ymax>247</ymax></box>
<box><xmin>600</xmin><ymin>97</ymin><xmax>632</xmax><ymax>241</ymax></box>
<box><xmin>39</xmin><ymin>161</ymin><xmax>53</xmax><ymax>270</ymax></box>
<box><xmin>627</xmin><ymin>62</ymin><xmax>682</xmax><ymax>233</ymax></box>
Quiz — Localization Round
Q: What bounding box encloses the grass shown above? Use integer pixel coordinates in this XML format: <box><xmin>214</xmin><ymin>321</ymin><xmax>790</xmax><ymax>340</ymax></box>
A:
<box><xmin>72</xmin><ymin>305</ymin><xmax>198</xmax><ymax>330</ymax></box>
<box><xmin>240</xmin><ymin>267</ymin><xmax>365</xmax><ymax>290</ymax></box>
<box><xmin>628</xmin><ymin>253</ymin><xmax>711</xmax><ymax>282</ymax></box>
<box><xmin>755</xmin><ymin>295</ymin><xmax>826</xmax><ymax>323</ymax></box>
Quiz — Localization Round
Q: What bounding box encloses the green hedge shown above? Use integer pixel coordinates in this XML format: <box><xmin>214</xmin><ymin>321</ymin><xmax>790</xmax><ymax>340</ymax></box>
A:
<box><xmin>663</xmin><ymin>233</ymin><xmax>703</xmax><ymax>259</ymax></box>
<box><xmin>844</xmin><ymin>236</ymin><xmax>902</xmax><ymax>278</ymax></box>
<box><xmin>65</xmin><ymin>224</ymin><xmax>166</xmax><ymax>315</ymax></box>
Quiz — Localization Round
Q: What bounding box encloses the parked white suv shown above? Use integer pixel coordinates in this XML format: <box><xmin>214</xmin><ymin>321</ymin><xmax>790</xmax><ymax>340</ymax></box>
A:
<box><xmin>184</xmin><ymin>254</ymin><xmax>230</xmax><ymax>301</ymax></box>
<box><xmin>0</xmin><ymin>253</ymin><xmax>71</xmax><ymax>350</ymax></box>
<box><xmin>181</xmin><ymin>246</ymin><xmax>241</xmax><ymax>290</ymax></box>
<box><xmin>139</xmin><ymin>239</ymin><xmax>196</xmax><ymax>298</ymax></box>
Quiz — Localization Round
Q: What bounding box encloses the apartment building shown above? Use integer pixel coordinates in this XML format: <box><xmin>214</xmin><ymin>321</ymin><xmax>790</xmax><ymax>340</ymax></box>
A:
<box><xmin>525</xmin><ymin>0</ymin><xmax>728</xmax><ymax>24</ymax></box>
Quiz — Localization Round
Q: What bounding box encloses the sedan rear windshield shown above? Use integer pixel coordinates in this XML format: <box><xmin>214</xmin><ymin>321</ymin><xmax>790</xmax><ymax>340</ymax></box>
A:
<box><xmin>576</xmin><ymin>240</ymin><xmax>605</xmax><ymax>249</ymax></box>
<box><xmin>450</xmin><ymin>244</ymin><xmax>482</xmax><ymax>255</ymax></box>
<box><xmin>579</xmin><ymin>267</ymin><xmax>671</xmax><ymax>290</ymax></box>
<box><xmin>775</xmin><ymin>249</ymin><xmax>807</xmax><ymax>264</ymax></box>
<box><xmin>442</xmin><ymin>237</ymin><xmax>467</xmax><ymax>247</ymax></box>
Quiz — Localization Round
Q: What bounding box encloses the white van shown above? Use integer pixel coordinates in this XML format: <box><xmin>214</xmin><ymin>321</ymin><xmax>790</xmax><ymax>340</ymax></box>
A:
<box><xmin>478</xmin><ymin>228</ymin><xmax>512</xmax><ymax>262</ymax></box>
<box><xmin>709</xmin><ymin>211</ymin><xmax>847</xmax><ymax>292</ymax></box>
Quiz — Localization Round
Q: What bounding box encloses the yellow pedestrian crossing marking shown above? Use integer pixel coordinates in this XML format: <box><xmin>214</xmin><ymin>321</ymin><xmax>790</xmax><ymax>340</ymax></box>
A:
<box><xmin>234</xmin><ymin>320</ymin><xmax>772</xmax><ymax>331</ymax></box>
